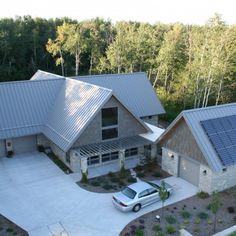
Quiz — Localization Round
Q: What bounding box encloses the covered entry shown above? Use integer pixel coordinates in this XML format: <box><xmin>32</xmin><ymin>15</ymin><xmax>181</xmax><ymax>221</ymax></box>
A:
<box><xmin>12</xmin><ymin>135</ymin><xmax>37</xmax><ymax>154</ymax></box>
<box><xmin>179</xmin><ymin>156</ymin><xmax>200</xmax><ymax>186</ymax></box>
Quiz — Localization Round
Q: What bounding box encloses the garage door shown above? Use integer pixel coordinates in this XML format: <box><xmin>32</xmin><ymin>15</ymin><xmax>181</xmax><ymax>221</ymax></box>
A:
<box><xmin>179</xmin><ymin>156</ymin><xmax>200</xmax><ymax>186</ymax></box>
<box><xmin>0</xmin><ymin>140</ymin><xmax>6</xmax><ymax>157</ymax></box>
<box><xmin>13</xmin><ymin>136</ymin><xmax>37</xmax><ymax>154</ymax></box>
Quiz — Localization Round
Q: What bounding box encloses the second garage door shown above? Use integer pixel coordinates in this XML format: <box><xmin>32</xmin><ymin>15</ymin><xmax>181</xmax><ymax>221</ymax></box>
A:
<box><xmin>13</xmin><ymin>136</ymin><xmax>37</xmax><ymax>154</ymax></box>
<box><xmin>179</xmin><ymin>156</ymin><xmax>200</xmax><ymax>186</ymax></box>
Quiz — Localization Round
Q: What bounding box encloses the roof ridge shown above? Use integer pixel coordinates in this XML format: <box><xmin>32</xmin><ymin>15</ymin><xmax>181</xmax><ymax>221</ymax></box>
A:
<box><xmin>183</xmin><ymin>102</ymin><xmax>236</xmax><ymax>114</ymax></box>
<box><xmin>65</xmin><ymin>77</ymin><xmax>113</xmax><ymax>92</ymax></box>
<box><xmin>0</xmin><ymin>77</ymin><xmax>64</xmax><ymax>86</ymax></box>
<box><xmin>71</xmin><ymin>72</ymin><xmax>146</xmax><ymax>79</ymax></box>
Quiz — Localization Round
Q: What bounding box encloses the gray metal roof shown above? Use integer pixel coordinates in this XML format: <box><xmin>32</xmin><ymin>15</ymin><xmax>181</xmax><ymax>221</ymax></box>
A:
<box><xmin>71</xmin><ymin>72</ymin><xmax>165</xmax><ymax>117</ymax></box>
<box><xmin>43</xmin><ymin>79</ymin><xmax>113</xmax><ymax>151</ymax></box>
<box><xmin>158</xmin><ymin>103</ymin><xmax>236</xmax><ymax>172</ymax></box>
<box><xmin>0</xmin><ymin>79</ymin><xmax>64</xmax><ymax>139</ymax></box>
<box><xmin>30</xmin><ymin>70</ymin><xmax>64</xmax><ymax>80</ymax></box>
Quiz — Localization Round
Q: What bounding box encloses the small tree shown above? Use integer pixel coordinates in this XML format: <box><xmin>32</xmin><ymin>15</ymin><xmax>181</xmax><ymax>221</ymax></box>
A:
<box><xmin>159</xmin><ymin>181</ymin><xmax>169</xmax><ymax>220</ymax></box>
<box><xmin>211</xmin><ymin>191</ymin><xmax>221</xmax><ymax>233</ymax></box>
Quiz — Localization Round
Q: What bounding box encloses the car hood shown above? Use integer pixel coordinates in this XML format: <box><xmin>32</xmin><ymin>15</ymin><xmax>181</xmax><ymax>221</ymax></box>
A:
<box><xmin>113</xmin><ymin>192</ymin><xmax>133</xmax><ymax>204</ymax></box>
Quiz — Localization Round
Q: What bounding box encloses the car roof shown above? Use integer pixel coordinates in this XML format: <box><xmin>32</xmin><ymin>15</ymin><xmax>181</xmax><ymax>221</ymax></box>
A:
<box><xmin>128</xmin><ymin>181</ymin><xmax>152</xmax><ymax>193</ymax></box>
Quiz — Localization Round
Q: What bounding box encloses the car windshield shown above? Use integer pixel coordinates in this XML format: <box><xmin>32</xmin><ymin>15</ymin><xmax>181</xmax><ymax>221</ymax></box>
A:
<box><xmin>121</xmin><ymin>187</ymin><xmax>137</xmax><ymax>199</ymax></box>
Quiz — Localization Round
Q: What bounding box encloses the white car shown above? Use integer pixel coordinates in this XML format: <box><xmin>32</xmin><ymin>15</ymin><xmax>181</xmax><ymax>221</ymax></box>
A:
<box><xmin>112</xmin><ymin>181</ymin><xmax>173</xmax><ymax>212</ymax></box>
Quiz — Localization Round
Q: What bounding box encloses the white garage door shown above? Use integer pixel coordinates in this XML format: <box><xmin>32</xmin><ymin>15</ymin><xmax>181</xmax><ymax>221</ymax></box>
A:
<box><xmin>179</xmin><ymin>156</ymin><xmax>200</xmax><ymax>186</ymax></box>
<box><xmin>0</xmin><ymin>140</ymin><xmax>6</xmax><ymax>157</ymax></box>
<box><xmin>13</xmin><ymin>136</ymin><xmax>37</xmax><ymax>154</ymax></box>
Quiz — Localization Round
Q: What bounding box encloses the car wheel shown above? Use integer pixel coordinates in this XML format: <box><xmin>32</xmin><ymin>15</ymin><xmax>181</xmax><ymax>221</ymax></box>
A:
<box><xmin>133</xmin><ymin>204</ymin><xmax>141</xmax><ymax>212</ymax></box>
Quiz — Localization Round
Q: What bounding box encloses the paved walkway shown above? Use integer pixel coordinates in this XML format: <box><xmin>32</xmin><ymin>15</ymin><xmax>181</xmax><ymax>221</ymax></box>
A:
<box><xmin>0</xmin><ymin>152</ymin><xmax>198</xmax><ymax>236</ymax></box>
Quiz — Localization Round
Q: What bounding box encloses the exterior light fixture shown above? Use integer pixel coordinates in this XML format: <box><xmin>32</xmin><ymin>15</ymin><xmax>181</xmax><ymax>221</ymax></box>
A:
<box><xmin>203</xmin><ymin>170</ymin><xmax>207</xmax><ymax>175</ymax></box>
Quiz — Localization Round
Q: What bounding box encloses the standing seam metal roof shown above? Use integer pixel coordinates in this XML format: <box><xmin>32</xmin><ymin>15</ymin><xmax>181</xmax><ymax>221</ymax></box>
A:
<box><xmin>71</xmin><ymin>72</ymin><xmax>165</xmax><ymax>118</ymax></box>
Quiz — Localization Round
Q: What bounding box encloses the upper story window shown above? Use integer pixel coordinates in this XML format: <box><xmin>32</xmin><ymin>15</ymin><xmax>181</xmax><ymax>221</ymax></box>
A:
<box><xmin>102</xmin><ymin>107</ymin><xmax>118</xmax><ymax>127</ymax></box>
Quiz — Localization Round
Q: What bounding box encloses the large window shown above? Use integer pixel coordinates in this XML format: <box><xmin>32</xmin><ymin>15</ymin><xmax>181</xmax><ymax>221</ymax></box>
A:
<box><xmin>102</xmin><ymin>128</ymin><xmax>118</xmax><ymax>140</ymax></box>
<box><xmin>87</xmin><ymin>155</ymin><xmax>100</xmax><ymax>165</ymax></box>
<box><xmin>101</xmin><ymin>151</ymin><xmax>119</xmax><ymax>162</ymax></box>
<box><xmin>125</xmin><ymin>147</ymin><xmax>138</xmax><ymax>157</ymax></box>
<box><xmin>102</xmin><ymin>107</ymin><xmax>118</xmax><ymax>127</ymax></box>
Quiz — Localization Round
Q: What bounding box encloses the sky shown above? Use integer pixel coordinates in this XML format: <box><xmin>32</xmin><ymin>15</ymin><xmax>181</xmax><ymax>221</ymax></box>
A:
<box><xmin>0</xmin><ymin>0</ymin><xmax>236</xmax><ymax>25</ymax></box>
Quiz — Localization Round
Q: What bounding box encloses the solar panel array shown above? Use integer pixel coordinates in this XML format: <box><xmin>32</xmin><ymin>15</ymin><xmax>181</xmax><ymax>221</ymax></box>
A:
<box><xmin>201</xmin><ymin>115</ymin><xmax>236</xmax><ymax>166</ymax></box>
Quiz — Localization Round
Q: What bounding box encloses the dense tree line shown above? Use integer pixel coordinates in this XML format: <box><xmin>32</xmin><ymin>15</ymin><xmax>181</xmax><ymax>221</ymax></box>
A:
<box><xmin>0</xmin><ymin>15</ymin><xmax>235</xmax><ymax>120</ymax></box>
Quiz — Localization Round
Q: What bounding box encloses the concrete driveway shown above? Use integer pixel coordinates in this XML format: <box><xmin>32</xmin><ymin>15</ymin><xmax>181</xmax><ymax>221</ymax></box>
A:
<box><xmin>0</xmin><ymin>152</ymin><xmax>198</xmax><ymax>236</ymax></box>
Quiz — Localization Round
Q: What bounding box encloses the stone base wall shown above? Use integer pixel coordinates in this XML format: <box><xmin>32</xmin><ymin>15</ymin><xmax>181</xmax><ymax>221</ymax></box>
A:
<box><xmin>50</xmin><ymin>141</ymin><xmax>66</xmax><ymax>163</ymax></box>
<box><xmin>161</xmin><ymin>147</ymin><xmax>179</xmax><ymax>176</ymax></box>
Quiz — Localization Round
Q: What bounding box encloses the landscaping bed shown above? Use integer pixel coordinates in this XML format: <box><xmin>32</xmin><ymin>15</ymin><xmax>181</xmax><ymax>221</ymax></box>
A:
<box><xmin>120</xmin><ymin>187</ymin><xmax>236</xmax><ymax>236</ymax></box>
<box><xmin>0</xmin><ymin>214</ymin><xmax>28</xmax><ymax>236</ymax></box>
<box><xmin>77</xmin><ymin>160</ymin><xmax>170</xmax><ymax>193</ymax></box>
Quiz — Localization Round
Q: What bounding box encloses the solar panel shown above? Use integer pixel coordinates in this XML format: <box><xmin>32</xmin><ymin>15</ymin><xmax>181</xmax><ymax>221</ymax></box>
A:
<box><xmin>201</xmin><ymin>114</ymin><xmax>236</xmax><ymax>167</ymax></box>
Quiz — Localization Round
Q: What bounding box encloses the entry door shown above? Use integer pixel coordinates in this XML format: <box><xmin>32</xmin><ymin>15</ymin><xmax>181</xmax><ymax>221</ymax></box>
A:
<box><xmin>179</xmin><ymin>156</ymin><xmax>200</xmax><ymax>186</ymax></box>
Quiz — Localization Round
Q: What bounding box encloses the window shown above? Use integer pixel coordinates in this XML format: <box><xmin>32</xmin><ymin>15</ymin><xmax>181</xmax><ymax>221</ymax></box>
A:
<box><xmin>125</xmin><ymin>147</ymin><xmax>138</xmax><ymax>157</ymax></box>
<box><xmin>138</xmin><ymin>190</ymin><xmax>149</xmax><ymax>198</ymax></box>
<box><xmin>102</xmin><ymin>128</ymin><xmax>118</xmax><ymax>140</ymax></box>
<box><xmin>87</xmin><ymin>155</ymin><xmax>100</xmax><ymax>165</ymax></box>
<box><xmin>102</xmin><ymin>107</ymin><xmax>118</xmax><ymax>127</ymax></box>
<box><xmin>121</xmin><ymin>187</ymin><xmax>137</xmax><ymax>199</ymax></box>
<box><xmin>148</xmin><ymin>188</ymin><xmax>158</xmax><ymax>195</ymax></box>
<box><xmin>102</xmin><ymin>151</ymin><xmax>119</xmax><ymax>162</ymax></box>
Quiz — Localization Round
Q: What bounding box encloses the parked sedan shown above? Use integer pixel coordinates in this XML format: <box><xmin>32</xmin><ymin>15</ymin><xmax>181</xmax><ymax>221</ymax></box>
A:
<box><xmin>112</xmin><ymin>181</ymin><xmax>173</xmax><ymax>212</ymax></box>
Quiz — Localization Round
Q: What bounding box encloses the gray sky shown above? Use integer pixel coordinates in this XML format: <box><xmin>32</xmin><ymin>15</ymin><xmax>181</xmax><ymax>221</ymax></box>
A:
<box><xmin>1</xmin><ymin>0</ymin><xmax>236</xmax><ymax>24</ymax></box>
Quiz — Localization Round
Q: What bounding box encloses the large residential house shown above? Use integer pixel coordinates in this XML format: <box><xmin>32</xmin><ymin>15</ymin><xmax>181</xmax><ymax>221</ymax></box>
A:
<box><xmin>158</xmin><ymin>103</ymin><xmax>236</xmax><ymax>193</ymax></box>
<box><xmin>0</xmin><ymin>70</ymin><xmax>165</xmax><ymax>175</ymax></box>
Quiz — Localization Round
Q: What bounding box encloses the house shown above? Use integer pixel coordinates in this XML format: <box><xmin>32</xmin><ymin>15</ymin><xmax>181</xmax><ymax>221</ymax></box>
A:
<box><xmin>158</xmin><ymin>103</ymin><xmax>236</xmax><ymax>193</ymax></box>
<box><xmin>0</xmin><ymin>71</ymin><xmax>165</xmax><ymax>176</ymax></box>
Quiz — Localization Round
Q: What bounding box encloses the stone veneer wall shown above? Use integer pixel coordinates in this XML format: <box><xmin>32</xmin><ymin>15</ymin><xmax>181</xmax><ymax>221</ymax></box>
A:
<box><xmin>141</xmin><ymin>115</ymin><xmax>158</xmax><ymax>126</ymax></box>
<box><xmin>50</xmin><ymin>141</ymin><xmax>66</xmax><ymax>162</ymax></box>
<box><xmin>37</xmin><ymin>134</ymin><xmax>50</xmax><ymax>147</ymax></box>
<box><xmin>161</xmin><ymin>147</ymin><xmax>179</xmax><ymax>176</ymax></box>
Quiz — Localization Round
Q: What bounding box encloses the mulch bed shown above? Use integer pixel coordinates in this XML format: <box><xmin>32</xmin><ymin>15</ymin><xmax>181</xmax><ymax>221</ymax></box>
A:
<box><xmin>77</xmin><ymin>163</ymin><xmax>170</xmax><ymax>193</ymax></box>
<box><xmin>120</xmin><ymin>187</ymin><xmax>236</xmax><ymax>236</ymax></box>
<box><xmin>0</xmin><ymin>214</ymin><xmax>28</xmax><ymax>236</ymax></box>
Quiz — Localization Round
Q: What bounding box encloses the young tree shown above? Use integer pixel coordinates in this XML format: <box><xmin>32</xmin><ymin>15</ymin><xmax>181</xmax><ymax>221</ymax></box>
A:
<box><xmin>159</xmin><ymin>180</ymin><xmax>169</xmax><ymax>220</ymax></box>
<box><xmin>210</xmin><ymin>191</ymin><xmax>221</xmax><ymax>233</ymax></box>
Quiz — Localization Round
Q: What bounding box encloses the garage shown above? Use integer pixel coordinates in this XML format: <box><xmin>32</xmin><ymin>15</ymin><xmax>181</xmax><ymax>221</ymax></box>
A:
<box><xmin>12</xmin><ymin>135</ymin><xmax>37</xmax><ymax>155</ymax></box>
<box><xmin>0</xmin><ymin>140</ymin><xmax>6</xmax><ymax>157</ymax></box>
<box><xmin>179</xmin><ymin>156</ymin><xmax>200</xmax><ymax>186</ymax></box>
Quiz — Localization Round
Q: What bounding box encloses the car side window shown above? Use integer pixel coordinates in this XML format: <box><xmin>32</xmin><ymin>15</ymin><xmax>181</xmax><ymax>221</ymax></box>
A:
<box><xmin>148</xmin><ymin>188</ymin><xmax>158</xmax><ymax>195</ymax></box>
<box><xmin>138</xmin><ymin>190</ymin><xmax>149</xmax><ymax>198</ymax></box>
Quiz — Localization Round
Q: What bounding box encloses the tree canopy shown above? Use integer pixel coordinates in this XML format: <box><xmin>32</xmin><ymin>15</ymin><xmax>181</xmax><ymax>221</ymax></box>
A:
<box><xmin>0</xmin><ymin>14</ymin><xmax>235</xmax><ymax>121</ymax></box>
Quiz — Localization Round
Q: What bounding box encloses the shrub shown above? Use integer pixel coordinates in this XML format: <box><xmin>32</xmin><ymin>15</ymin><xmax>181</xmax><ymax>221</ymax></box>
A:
<box><xmin>135</xmin><ymin>165</ymin><xmax>144</xmax><ymax>171</ymax></box>
<box><xmin>152</xmin><ymin>171</ymin><xmax>163</xmax><ymax>178</ymax></box>
<box><xmin>166</xmin><ymin>225</ymin><xmax>176</xmax><ymax>234</ymax></box>
<box><xmin>183</xmin><ymin>219</ymin><xmax>189</xmax><ymax>225</ymax></box>
<box><xmin>108</xmin><ymin>171</ymin><xmax>115</xmax><ymax>178</ymax></box>
<box><xmin>91</xmin><ymin>181</ymin><xmax>100</xmax><ymax>187</ymax></box>
<box><xmin>119</xmin><ymin>180</ymin><xmax>125</xmax><ymax>186</ymax></box>
<box><xmin>193</xmin><ymin>228</ymin><xmax>200</xmax><ymax>233</ymax></box>
<box><xmin>227</xmin><ymin>206</ymin><xmax>235</xmax><ymax>214</ymax></box>
<box><xmin>198</xmin><ymin>212</ymin><xmax>209</xmax><ymax>219</ymax></box>
<box><xmin>102</xmin><ymin>184</ymin><xmax>113</xmax><ymax>190</ymax></box>
<box><xmin>194</xmin><ymin>217</ymin><xmax>201</xmax><ymax>224</ymax></box>
<box><xmin>127</xmin><ymin>177</ymin><xmax>137</xmax><ymax>183</ymax></box>
<box><xmin>80</xmin><ymin>172</ymin><xmax>88</xmax><ymax>184</ymax></box>
<box><xmin>7</xmin><ymin>150</ymin><xmax>14</xmax><ymax>158</ymax></box>
<box><xmin>137</xmin><ymin>172</ymin><xmax>145</xmax><ymax>178</ymax></box>
<box><xmin>37</xmin><ymin>145</ymin><xmax>45</xmax><ymax>152</ymax></box>
<box><xmin>135</xmin><ymin>228</ymin><xmax>144</xmax><ymax>236</ymax></box>
<box><xmin>208</xmin><ymin>219</ymin><xmax>213</xmax><ymax>225</ymax></box>
<box><xmin>197</xmin><ymin>191</ymin><xmax>210</xmax><ymax>199</ymax></box>
<box><xmin>229</xmin><ymin>231</ymin><xmax>236</xmax><ymax>236</ymax></box>
<box><xmin>156</xmin><ymin>233</ymin><xmax>165</xmax><ymax>236</ymax></box>
<box><xmin>180</xmin><ymin>211</ymin><xmax>191</xmax><ymax>219</ymax></box>
<box><xmin>217</xmin><ymin>219</ymin><xmax>224</xmax><ymax>224</ymax></box>
<box><xmin>110</xmin><ymin>176</ymin><xmax>119</xmax><ymax>183</ymax></box>
<box><xmin>119</xmin><ymin>165</ymin><xmax>126</xmax><ymax>178</ymax></box>
<box><xmin>206</xmin><ymin>203</ymin><xmax>211</xmax><ymax>210</ymax></box>
<box><xmin>165</xmin><ymin>215</ymin><xmax>176</xmax><ymax>224</ymax></box>
<box><xmin>6</xmin><ymin>228</ymin><xmax>13</xmax><ymax>233</ymax></box>
<box><xmin>152</xmin><ymin>224</ymin><xmax>162</xmax><ymax>232</ymax></box>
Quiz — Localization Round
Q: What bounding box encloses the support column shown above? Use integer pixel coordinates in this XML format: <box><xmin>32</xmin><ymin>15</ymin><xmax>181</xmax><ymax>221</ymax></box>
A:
<box><xmin>70</xmin><ymin>150</ymin><xmax>80</xmax><ymax>172</ymax></box>
<box><xmin>80</xmin><ymin>156</ymin><xmax>88</xmax><ymax>174</ymax></box>
<box><xmin>119</xmin><ymin>149</ymin><xmax>125</xmax><ymax>169</ymax></box>
<box><xmin>151</xmin><ymin>144</ymin><xmax>157</xmax><ymax>158</ymax></box>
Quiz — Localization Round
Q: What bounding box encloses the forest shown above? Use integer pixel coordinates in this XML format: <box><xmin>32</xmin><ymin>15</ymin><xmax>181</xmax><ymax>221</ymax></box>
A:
<box><xmin>0</xmin><ymin>14</ymin><xmax>235</xmax><ymax>120</ymax></box>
